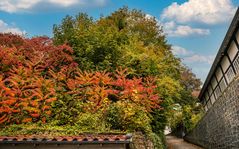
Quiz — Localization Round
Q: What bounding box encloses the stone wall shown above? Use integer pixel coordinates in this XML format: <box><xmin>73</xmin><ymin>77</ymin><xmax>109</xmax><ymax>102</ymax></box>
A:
<box><xmin>184</xmin><ymin>76</ymin><xmax>239</xmax><ymax>149</ymax></box>
<box><xmin>130</xmin><ymin>132</ymin><xmax>154</xmax><ymax>149</ymax></box>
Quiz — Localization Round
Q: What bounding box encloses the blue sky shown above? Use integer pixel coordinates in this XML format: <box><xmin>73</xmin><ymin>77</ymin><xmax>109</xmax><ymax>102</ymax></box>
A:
<box><xmin>0</xmin><ymin>0</ymin><xmax>238</xmax><ymax>82</ymax></box>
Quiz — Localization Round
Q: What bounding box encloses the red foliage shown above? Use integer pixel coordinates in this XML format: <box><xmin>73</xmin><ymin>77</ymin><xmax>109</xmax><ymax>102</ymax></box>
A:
<box><xmin>0</xmin><ymin>33</ymin><xmax>75</xmax><ymax>75</ymax></box>
<box><xmin>63</xmin><ymin>68</ymin><xmax>161</xmax><ymax>113</ymax></box>
<box><xmin>0</xmin><ymin>33</ymin><xmax>24</xmax><ymax>48</ymax></box>
<box><xmin>22</xmin><ymin>118</ymin><xmax>32</xmax><ymax>123</ymax></box>
<box><xmin>111</xmin><ymin>69</ymin><xmax>161</xmax><ymax>112</ymax></box>
<box><xmin>0</xmin><ymin>33</ymin><xmax>161</xmax><ymax>125</ymax></box>
<box><xmin>0</xmin><ymin>34</ymin><xmax>75</xmax><ymax>125</ymax></box>
<box><xmin>30</xmin><ymin>113</ymin><xmax>40</xmax><ymax>118</ymax></box>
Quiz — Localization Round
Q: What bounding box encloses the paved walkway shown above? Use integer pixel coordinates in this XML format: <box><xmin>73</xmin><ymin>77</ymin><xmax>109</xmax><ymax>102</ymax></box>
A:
<box><xmin>166</xmin><ymin>135</ymin><xmax>203</xmax><ymax>149</ymax></box>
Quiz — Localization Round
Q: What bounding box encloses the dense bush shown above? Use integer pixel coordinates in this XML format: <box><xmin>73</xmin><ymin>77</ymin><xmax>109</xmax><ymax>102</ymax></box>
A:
<box><xmin>0</xmin><ymin>34</ymin><xmax>161</xmax><ymax>135</ymax></box>
<box><xmin>168</xmin><ymin>103</ymin><xmax>203</xmax><ymax>134</ymax></box>
<box><xmin>52</xmin><ymin>8</ymin><xmax>185</xmax><ymax>146</ymax></box>
<box><xmin>0</xmin><ymin>35</ymin><xmax>74</xmax><ymax>124</ymax></box>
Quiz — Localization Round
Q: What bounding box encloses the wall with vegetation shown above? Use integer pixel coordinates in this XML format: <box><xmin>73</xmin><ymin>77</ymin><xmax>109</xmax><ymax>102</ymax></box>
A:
<box><xmin>184</xmin><ymin>75</ymin><xmax>239</xmax><ymax>149</ymax></box>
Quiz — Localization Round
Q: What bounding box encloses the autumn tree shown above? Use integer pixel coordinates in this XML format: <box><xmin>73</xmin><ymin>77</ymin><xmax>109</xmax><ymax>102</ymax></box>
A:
<box><xmin>53</xmin><ymin>7</ymin><xmax>181</xmax><ymax>79</ymax></box>
<box><xmin>52</xmin><ymin>7</ymin><xmax>186</xmax><ymax>144</ymax></box>
<box><xmin>0</xmin><ymin>33</ymin><xmax>161</xmax><ymax>135</ymax></box>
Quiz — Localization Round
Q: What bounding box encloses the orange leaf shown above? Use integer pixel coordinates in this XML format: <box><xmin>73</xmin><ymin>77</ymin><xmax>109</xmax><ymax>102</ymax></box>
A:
<box><xmin>46</xmin><ymin>97</ymin><xmax>56</xmax><ymax>103</ymax></box>
<box><xmin>0</xmin><ymin>114</ymin><xmax>8</xmax><ymax>124</ymax></box>
<box><xmin>42</xmin><ymin>117</ymin><xmax>46</xmax><ymax>123</ymax></box>
<box><xmin>31</xmin><ymin>101</ymin><xmax>38</xmax><ymax>107</ymax></box>
<box><xmin>42</xmin><ymin>105</ymin><xmax>50</xmax><ymax>110</ymax></box>
<box><xmin>30</xmin><ymin>113</ymin><xmax>40</xmax><ymax>118</ymax></box>
<box><xmin>0</xmin><ymin>99</ymin><xmax>16</xmax><ymax>105</ymax></box>
<box><xmin>22</xmin><ymin>118</ymin><xmax>32</xmax><ymax>123</ymax></box>
<box><xmin>45</xmin><ymin>110</ymin><xmax>51</xmax><ymax>116</ymax></box>
<box><xmin>12</xmin><ymin>109</ymin><xmax>20</xmax><ymax>113</ymax></box>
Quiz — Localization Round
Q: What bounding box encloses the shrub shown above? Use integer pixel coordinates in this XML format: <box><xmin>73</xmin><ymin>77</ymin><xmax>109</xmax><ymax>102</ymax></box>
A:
<box><xmin>0</xmin><ymin>34</ymin><xmax>162</xmax><ymax>134</ymax></box>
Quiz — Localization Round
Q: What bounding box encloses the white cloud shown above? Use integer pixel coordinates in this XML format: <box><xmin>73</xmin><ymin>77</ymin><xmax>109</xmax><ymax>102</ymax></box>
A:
<box><xmin>184</xmin><ymin>54</ymin><xmax>215</xmax><ymax>64</ymax></box>
<box><xmin>0</xmin><ymin>20</ymin><xmax>25</xmax><ymax>35</ymax></box>
<box><xmin>172</xmin><ymin>45</ymin><xmax>215</xmax><ymax>64</ymax></box>
<box><xmin>0</xmin><ymin>0</ymin><xmax>107</xmax><ymax>13</ymax></box>
<box><xmin>161</xmin><ymin>0</ymin><xmax>236</xmax><ymax>24</ymax></box>
<box><xmin>0</xmin><ymin>0</ymin><xmax>40</xmax><ymax>13</ymax></box>
<box><xmin>171</xmin><ymin>45</ymin><xmax>192</xmax><ymax>56</ymax></box>
<box><xmin>163</xmin><ymin>21</ymin><xmax>210</xmax><ymax>37</ymax></box>
<box><xmin>48</xmin><ymin>0</ymin><xmax>79</xmax><ymax>7</ymax></box>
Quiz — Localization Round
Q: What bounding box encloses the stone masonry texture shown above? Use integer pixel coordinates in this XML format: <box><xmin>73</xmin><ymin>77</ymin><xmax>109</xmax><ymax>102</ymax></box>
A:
<box><xmin>184</xmin><ymin>76</ymin><xmax>239</xmax><ymax>149</ymax></box>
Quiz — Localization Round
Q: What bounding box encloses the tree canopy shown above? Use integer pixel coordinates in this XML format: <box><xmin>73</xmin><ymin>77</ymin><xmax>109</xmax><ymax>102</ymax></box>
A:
<box><xmin>53</xmin><ymin>7</ymin><xmax>181</xmax><ymax>79</ymax></box>
<box><xmin>53</xmin><ymin>6</ymin><xmax>203</xmax><ymax>137</ymax></box>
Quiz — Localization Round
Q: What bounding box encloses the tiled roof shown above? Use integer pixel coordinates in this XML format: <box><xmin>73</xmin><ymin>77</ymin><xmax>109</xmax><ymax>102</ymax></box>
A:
<box><xmin>0</xmin><ymin>134</ymin><xmax>132</xmax><ymax>144</ymax></box>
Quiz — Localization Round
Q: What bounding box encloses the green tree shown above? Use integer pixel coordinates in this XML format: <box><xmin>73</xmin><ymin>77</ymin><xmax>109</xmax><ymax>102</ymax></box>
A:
<box><xmin>167</xmin><ymin>66</ymin><xmax>203</xmax><ymax>134</ymax></box>
<box><xmin>53</xmin><ymin>7</ymin><xmax>202</xmax><ymax>145</ymax></box>
<box><xmin>53</xmin><ymin>7</ymin><xmax>181</xmax><ymax>79</ymax></box>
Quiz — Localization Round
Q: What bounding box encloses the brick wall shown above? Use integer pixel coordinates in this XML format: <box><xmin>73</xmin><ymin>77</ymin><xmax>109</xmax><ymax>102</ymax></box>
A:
<box><xmin>184</xmin><ymin>76</ymin><xmax>239</xmax><ymax>149</ymax></box>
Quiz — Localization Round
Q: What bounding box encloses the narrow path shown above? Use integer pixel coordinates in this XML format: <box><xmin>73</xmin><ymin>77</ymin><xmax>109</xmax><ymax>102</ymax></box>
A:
<box><xmin>166</xmin><ymin>135</ymin><xmax>203</xmax><ymax>149</ymax></box>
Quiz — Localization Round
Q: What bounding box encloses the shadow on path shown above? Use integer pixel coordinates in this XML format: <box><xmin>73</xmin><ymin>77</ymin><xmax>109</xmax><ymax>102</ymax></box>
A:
<box><xmin>166</xmin><ymin>135</ymin><xmax>203</xmax><ymax>149</ymax></box>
